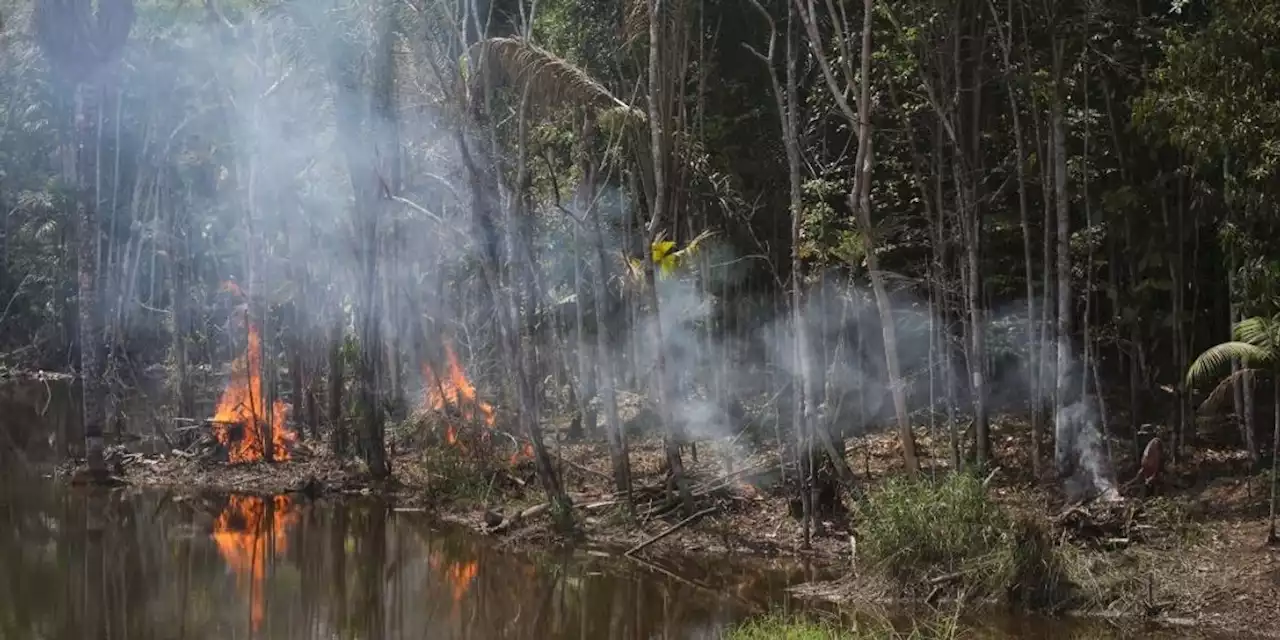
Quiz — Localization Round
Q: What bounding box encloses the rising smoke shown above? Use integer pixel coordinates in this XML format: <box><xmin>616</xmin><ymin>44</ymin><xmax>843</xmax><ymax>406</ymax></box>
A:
<box><xmin>36</xmin><ymin>0</ymin><xmax>1121</xmax><ymax>493</ymax></box>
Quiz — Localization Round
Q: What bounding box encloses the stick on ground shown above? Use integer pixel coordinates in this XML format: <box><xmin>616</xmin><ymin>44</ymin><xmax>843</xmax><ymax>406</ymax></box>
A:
<box><xmin>624</xmin><ymin>506</ymin><xmax>718</xmax><ymax>557</ymax></box>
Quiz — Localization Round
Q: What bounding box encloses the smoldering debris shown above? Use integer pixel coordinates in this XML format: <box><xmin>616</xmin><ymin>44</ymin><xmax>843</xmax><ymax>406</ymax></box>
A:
<box><xmin>1054</xmin><ymin>398</ymin><xmax>1121</xmax><ymax>505</ymax></box>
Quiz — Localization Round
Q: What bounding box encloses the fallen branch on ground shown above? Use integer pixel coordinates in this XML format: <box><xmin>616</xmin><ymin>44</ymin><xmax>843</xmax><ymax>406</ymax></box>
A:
<box><xmin>625</xmin><ymin>506</ymin><xmax>718</xmax><ymax>557</ymax></box>
<box><xmin>488</xmin><ymin>502</ymin><xmax>551</xmax><ymax>534</ymax></box>
<box><xmin>559</xmin><ymin>457</ymin><xmax>615</xmax><ymax>482</ymax></box>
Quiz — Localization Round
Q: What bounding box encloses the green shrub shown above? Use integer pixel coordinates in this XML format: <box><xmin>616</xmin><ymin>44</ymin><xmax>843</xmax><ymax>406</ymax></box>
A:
<box><xmin>855</xmin><ymin>473</ymin><xmax>1066</xmax><ymax>605</ymax></box>
<box><xmin>405</xmin><ymin>440</ymin><xmax>494</xmax><ymax>503</ymax></box>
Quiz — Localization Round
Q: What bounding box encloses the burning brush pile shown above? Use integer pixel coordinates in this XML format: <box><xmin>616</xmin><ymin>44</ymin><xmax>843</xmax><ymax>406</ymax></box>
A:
<box><xmin>416</xmin><ymin>341</ymin><xmax>532</xmax><ymax>466</ymax></box>
<box><xmin>209</xmin><ymin>282</ymin><xmax>296</xmax><ymax>464</ymax></box>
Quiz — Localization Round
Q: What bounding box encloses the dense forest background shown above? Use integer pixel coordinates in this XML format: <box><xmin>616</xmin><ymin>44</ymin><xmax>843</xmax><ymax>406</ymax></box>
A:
<box><xmin>2</xmin><ymin>0</ymin><xmax>1279</xmax><ymax>527</ymax></box>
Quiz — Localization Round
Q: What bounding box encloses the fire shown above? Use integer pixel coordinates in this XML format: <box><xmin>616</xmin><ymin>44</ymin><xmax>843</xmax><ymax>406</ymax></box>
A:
<box><xmin>509</xmin><ymin>443</ymin><xmax>534</xmax><ymax>466</ymax></box>
<box><xmin>421</xmin><ymin>341</ymin><xmax>533</xmax><ymax>464</ymax></box>
<box><xmin>212</xmin><ymin>282</ymin><xmax>295</xmax><ymax>463</ymax></box>
<box><xmin>421</xmin><ymin>341</ymin><xmax>496</xmax><ymax>427</ymax></box>
<box><xmin>212</xmin><ymin>494</ymin><xmax>299</xmax><ymax>631</ymax></box>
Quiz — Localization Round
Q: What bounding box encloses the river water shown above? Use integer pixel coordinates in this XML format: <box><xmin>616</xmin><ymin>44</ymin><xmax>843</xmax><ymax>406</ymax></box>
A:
<box><xmin>0</xmin><ymin>472</ymin><xmax>1241</xmax><ymax>640</ymax></box>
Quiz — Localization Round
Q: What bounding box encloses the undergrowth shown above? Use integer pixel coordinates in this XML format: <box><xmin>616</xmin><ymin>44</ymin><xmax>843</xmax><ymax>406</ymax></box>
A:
<box><xmin>855</xmin><ymin>473</ymin><xmax>1068</xmax><ymax>606</ymax></box>
<box><xmin>724</xmin><ymin>613</ymin><xmax>959</xmax><ymax>640</ymax></box>
<box><xmin>417</xmin><ymin>445</ymin><xmax>495</xmax><ymax>501</ymax></box>
<box><xmin>391</xmin><ymin>412</ymin><xmax>519</xmax><ymax>504</ymax></box>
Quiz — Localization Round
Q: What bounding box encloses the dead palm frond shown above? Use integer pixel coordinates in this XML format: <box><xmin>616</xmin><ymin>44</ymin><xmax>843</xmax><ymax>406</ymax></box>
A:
<box><xmin>472</xmin><ymin>37</ymin><xmax>644</xmax><ymax>121</ymax></box>
<box><xmin>1199</xmin><ymin>366</ymin><xmax>1265</xmax><ymax>412</ymax></box>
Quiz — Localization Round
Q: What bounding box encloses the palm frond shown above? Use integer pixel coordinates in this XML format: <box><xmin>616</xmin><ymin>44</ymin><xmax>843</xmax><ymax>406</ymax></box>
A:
<box><xmin>473</xmin><ymin>37</ymin><xmax>643</xmax><ymax>120</ymax></box>
<box><xmin>1233</xmin><ymin>315</ymin><xmax>1279</xmax><ymax>351</ymax></box>
<box><xmin>1186</xmin><ymin>341</ymin><xmax>1272</xmax><ymax>389</ymax></box>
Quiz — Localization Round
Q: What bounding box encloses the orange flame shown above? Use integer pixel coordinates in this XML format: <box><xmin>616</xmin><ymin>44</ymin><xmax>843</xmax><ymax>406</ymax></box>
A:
<box><xmin>212</xmin><ymin>494</ymin><xmax>298</xmax><ymax>631</ymax></box>
<box><xmin>421</xmin><ymin>341</ymin><xmax>534</xmax><ymax>465</ymax></box>
<box><xmin>422</xmin><ymin>341</ymin><xmax>496</xmax><ymax>426</ymax></box>
<box><xmin>213</xmin><ymin>283</ymin><xmax>296</xmax><ymax>463</ymax></box>
<box><xmin>509</xmin><ymin>443</ymin><xmax>535</xmax><ymax>466</ymax></box>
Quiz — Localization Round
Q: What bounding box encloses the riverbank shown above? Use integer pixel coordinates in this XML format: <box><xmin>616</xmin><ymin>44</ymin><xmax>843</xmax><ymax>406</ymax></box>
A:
<box><xmin>108</xmin><ymin>418</ymin><xmax>1280</xmax><ymax>639</ymax></box>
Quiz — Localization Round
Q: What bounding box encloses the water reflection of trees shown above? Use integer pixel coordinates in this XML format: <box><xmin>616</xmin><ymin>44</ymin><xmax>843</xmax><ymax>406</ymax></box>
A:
<box><xmin>0</xmin><ymin>481</ymin><xmax>1220</xmax><ymax>640</ymax></box>
<box><xmin>0</xmin><ymin>485</ymin><xmax>761</xmax><ymax>639</ymax></box>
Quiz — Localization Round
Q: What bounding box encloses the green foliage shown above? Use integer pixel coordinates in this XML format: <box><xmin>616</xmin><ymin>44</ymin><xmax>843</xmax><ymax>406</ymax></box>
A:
<box><xmin>1137</xmin><ymin>0</ymin><xmax>1280</xmax><ymax>185</ymax></box>
<box><xmin>1186</xmin><ymin>314</ymin><xmax>1280</xmax><ymax>408</ymax></box>
<box><xmin>855</xmin><ymin>473</ymin><xmax>1066</xmax><ymax>605</ymax></box>
<box><xmin>416</xmin><ymin>441</ymin><xmax>493</xmax><ymax>503</ymax></box>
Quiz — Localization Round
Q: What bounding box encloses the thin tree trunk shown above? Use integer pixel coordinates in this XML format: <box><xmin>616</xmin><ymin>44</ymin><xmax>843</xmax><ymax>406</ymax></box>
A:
<box><xmin>990</xmin><ymin>0</ymin><xmax>1039</xmax><ymax>476</ymax></box>
<box><xmin>580</xmin><ymin>113</ymin><xmax>631</xmax><ymax>500</ymax></box>
<box><xmin>504</xmin><ymin>76</ymin><xmax>572</xmax><ymax>526</ymax></box>
<box><xmin>75</xmin><ymin>83</ymin><xmax>107</xmax><ymax>479</ymax></box>
<box><xmin>1268</xmin><ymin>374</ymin><xmax>1279</xmax><ymax>545</ymax></box>
<box><xmin>171</xmin><ymin>188</ymin><xmax>193</xmax><ymax>421</ymax></box>
<box><xmin>854</xmin><ymin>0</ymin><xmax>920</xmax><ymax>476</ymax></box>
<box><xmin>647</xmin><ymin>0</ymin><xmax>694</xmax><ymax>515</ymax></box>
<box><xmin>570</xmin><ymin>206</ymin><xmax>594</xmax><ymax>441</ymax></box>
<box><xmin>290</xmin><ymin>297</ymin><xmax>305</xmax><ymax>439</ymax></box>
<box><xmin>1223</xmin><ymin>158</ymin><xmax>1259</xmax><ymax>465</ymax></box>
<box><xmin>328</xmin><ymin>315</ymin><xmax>346</xmax><ymax>456</ymax></box>
<box><xmin>785</xmin><ymin>7</ymin><xmax>815</xmax><ymax>546</ymax></box>
<box><xmin>1052</xmin><ymin>39</ymin><xmax>1072</xmax><ymax>470</ymax></box>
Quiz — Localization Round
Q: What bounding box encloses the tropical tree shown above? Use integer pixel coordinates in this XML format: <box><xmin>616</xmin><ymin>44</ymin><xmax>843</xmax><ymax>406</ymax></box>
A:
<box><xmin>1187</xmin><ymin>315</ymin><xmax>1280</xmax><ymax>545</ymax></box>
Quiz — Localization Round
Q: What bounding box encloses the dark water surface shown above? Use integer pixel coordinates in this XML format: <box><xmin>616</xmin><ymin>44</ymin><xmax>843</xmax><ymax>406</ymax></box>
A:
<box><xmin>0</xmin><ymin>472</ymin><xmax>817</xmax><ymax>640</ymax></box>
<box><xmin>0</xmin><ymin>472</ymin><xmax>1240</xmax><ymax>640</ymax></box>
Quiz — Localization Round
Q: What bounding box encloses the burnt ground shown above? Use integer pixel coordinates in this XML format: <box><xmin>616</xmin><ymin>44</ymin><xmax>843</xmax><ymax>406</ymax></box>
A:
<box><xmin>106</xmin><ymin>415</ymin><xmax>1280</xmax><ymax>639</ymax></box>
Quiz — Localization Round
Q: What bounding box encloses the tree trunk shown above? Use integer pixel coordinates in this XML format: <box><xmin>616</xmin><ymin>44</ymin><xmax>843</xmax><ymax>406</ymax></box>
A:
<box><xmin>570</xmin><ymin>210</ymin><xmax>593</xmax><ymax>441</ymax></box>
<box><xmin>328</xmin><ymin>315</ymin><xmax>346</xmax><ymax>456</ymax></box>
<box><xmin>1268</xmin><ymin>374</ymin><xmax>1279</xmax><ymax>545</ymax></box>
<box><xmin>326</xmin><ymin>0</ymin><xmax>397</xmax><ymax>477</ymax></box>
<box><xmin>76</xmin><ymin>84</ymin><xmax>107</xmax><ymax>478</ymax></box>
<box><xmin>592</xmin><ymin>194</ymin><xmax>632</xmax><ymax>500</ymax></box>
<box><xmin>171</xmin><ymin>192</ymin><xmax>194</xmax><ymax>421</ymax></box>
<box><xmin>647</xmin><ymin>0</ymin><xmax>694</xmax><ymax>515</ymax></box>
<box><xmin>856</xmin><ymin>0</ymin><xmax>919</xmax><ymax>476</ymax></box>
<box><xmin>580</xmin><ymin>112</ymin><xmax>631</xmax><ymax>499</ymax></box>
<box><xmin>1052</xmin><ymin>39</ymin><xmax>1073</xmax><ymax>465</ymax></box>
<box><xmin>991</xmin><ymin>0</ymin><xmax>1035</xmax><ymax>474</ymax></box>
<box><xmin>291</xmin><ymin>301</ymin><xmax>305</xmax><ymax>440</ymax></box>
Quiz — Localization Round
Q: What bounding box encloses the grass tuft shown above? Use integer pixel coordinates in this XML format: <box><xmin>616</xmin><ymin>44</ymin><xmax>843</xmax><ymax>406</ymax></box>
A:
<box><xmin>854</xmin><ymin>472</ymin><xmax>1068</xmax><ymax>606</ymax></box>
<box><xmin>724</xmin><ymin>613</ymin><xmax>959</xmax><ymax>640</ymax></box>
